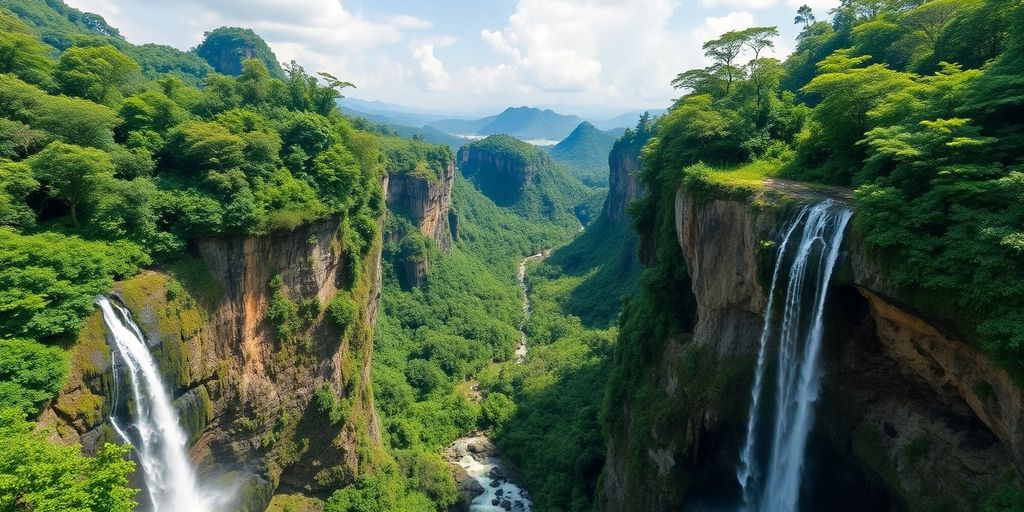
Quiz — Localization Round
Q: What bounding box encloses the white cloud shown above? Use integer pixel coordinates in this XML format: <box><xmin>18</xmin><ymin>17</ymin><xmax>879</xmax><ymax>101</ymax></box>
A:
<box><xmin>388</xmin><ymin>14</ymin><xmax>432</xmax><ymax>30</ymax></box>
<box><xmin>701</xmin><ymin>0</ymin><xmax>779</xmax><ymax>9</ymax></box>
<box><xmin>413</xmin><ymin>44</ymin><xmax>451</xmax><ymax>91</ymax></box>
<box><xmin>694</xmin><ymin>11</ymin><xmax>758</xmax><ymax>43</ymax></box>
<box><xmin>785</xmin><ymin>0</ymin><xmax>841</xmax><ymax>13</ymax></box>
<box><xmin>62</xmin><ymin>0</ymin><xmax>807</xmax><ymax>114</ymax></box>
<box><xmin>472</xmin><ymin>0</ymin><xmax>698</xmax><ymax>103</ymax></box>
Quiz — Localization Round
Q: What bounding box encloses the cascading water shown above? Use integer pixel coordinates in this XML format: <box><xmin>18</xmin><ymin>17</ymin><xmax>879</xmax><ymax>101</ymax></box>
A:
<box><xmin>735</xmin><ymin>200</ymin><xmax>852</xmax><ymax>512</ymax></box>
<box><xmin>97</xmin><ymin>296</ymin><xmax>214</xmax><ymax>512</ymax></box>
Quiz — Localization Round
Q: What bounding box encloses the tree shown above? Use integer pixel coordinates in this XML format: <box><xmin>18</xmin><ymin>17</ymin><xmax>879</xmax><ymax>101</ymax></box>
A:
<box><xmin>800</xmin><ymin>51</ymin><xmax>916</xmax><ymax>176</ymax></box>
<box><xmin>0</xmin><ymin>408</ymin><xmax>137</xmax><ymax>511</ymax></box>
<box><xmin>0</xmin><ymin>30</ymin><xmax>55</xmax><ymax>88</ymax></box>
<box><xmin>0</xmin><ymin>74</ymin><xmax>120</xmax><ymax>149</ymax></box>
<box><xmin>164</xmin><ymin>121</ymin><xmax>246</xmax><ymax>172</ymax></box>
<box><xmin>702</xmin><ymin>30</ymin><xmax>749</xmax><ymax>94</ymax></box>
<box><xmin>741</xmin><ymin>26</ymin><xmax>780</xmax><ymax>60</ymax></box>
<box><xmin>0</xmin><ymin>118</ymin><xmax>45</xmax><ymax>159</ymax></box>
<box><xmin>0</xmin><ymin>161</ymin><xmax>38</xmax><ymax>230</ymax></box>
<box><xmin>28</xmin><ymin>141</ymin><xmax>115</xmax><ymax>226</ymax></box>
<box><xmin>55</xmin><ymin>45</ymin><xmax>141</xmax><ymax>104</ymax></box>
<box><xmin>0</xmin><ymin>339</ymin><xmax>68</xmax><ymax>415</ymax></box>
<box><xmin>671</xmin><ymin>67</ymin><xmax>727</xmax><ymax>97</ymax></box>
<box><xmin>795</xmin><ymin>5</ymin><xmax>816</xmax><ymax>28</ymax></box>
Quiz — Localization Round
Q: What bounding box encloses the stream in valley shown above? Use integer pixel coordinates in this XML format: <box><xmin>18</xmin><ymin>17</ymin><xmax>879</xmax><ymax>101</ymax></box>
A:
<box><xmin>446</xmin><ymin>252</ymin><xmax>546</xmax><ymax>511</ymax></box>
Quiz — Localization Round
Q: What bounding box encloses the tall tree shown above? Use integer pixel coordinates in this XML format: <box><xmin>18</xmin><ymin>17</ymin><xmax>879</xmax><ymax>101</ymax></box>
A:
<box><xmin>55</xmin><ymin>45</ymin><xmax>140</xmax><ymax>104</ymax></box>
<box><xmin>28</xmin><ymin>142</ymin><xmax>115</xmax><ymax>226</ymax></box>
<box><xmin>795</xmin><ymin>5</ymin><xmax>816</xmax><ymax>28</ymax></box>
<box><xmin>702</xmin><ymin>30</ymin><xmax>748</xmax><ymax>94</ymax></box>
<box><xmin>742</xmin><ymin>26</ymin><xmax>780</xmax><ymax>59</ymax></box>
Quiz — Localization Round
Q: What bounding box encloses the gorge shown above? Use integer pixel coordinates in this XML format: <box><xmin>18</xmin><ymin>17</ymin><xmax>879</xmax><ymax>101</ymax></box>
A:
<box><xmin>1</xmin><ymin>1</ymin><xmax>1023</xmax><ymax>511</ymax></box>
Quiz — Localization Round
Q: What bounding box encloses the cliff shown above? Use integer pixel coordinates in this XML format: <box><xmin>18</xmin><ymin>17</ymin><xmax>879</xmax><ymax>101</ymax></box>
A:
<box><xmin>38</xmin><ymin>213</ymin><xmax>385</xmax><ymax>511</ymax></box>
<box><xmin>385</xmin><ymin>160</ymin><xmax>456</xmax><ymax>288</ymax></box>
<box><xmin>457</xmin><ymin>137</ymin><xmax>539</xmax><ymax>206</ymax></box>
<box><xmin>602</xmin><ymin>142</ymin><xmax>645</xmax><ymax>223</ymax></box>
<box><xmin>601</xmin><ymin>183</ymin><xmax>1024</xmax><ymax>511</ymax></box>
<box><xmin>386</xmin><ymin>160</ymin><xmax>455</xmax><ymax>252</ymax></box>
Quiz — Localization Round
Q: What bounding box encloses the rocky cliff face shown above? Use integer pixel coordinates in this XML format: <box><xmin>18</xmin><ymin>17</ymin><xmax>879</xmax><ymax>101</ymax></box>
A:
<box><xmin>386</xmin><ymin>161</ymin><xmax>455</xmax><ymax>252</ymax></box>
<box><xmin>39</xmin><ymin>214</ymin><xmax>385</xmax><ymax>511</ymax></box>
<box><xmin>385</xmin><ymin>161</ymin><xmax>455</xmax><ymax>288</ymax></box>
<box><xmin>602</xmin><ymin>144</ymin><xmax>645</xmax><ymax>223</ymax></box>
<box><xmin>601</xmin><ymin>184</ymin><xmax>1024</xmax><ymax>511</ymax></box>
<box><xmin>457</xmin><ymin>145</ymin><xmax>538</xmax><ymax>206</ymax></box>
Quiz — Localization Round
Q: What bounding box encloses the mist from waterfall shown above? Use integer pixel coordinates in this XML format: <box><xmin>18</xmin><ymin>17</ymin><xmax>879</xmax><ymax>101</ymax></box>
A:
<box><xmin>735</xmin><ymin>200</ymin><xmax>852</xmax><ymax>512</ymax></box>
<box><xmin>98</xmin><ymin>296</ymin><xmax>216</xmax><ymax>512</ymax></box>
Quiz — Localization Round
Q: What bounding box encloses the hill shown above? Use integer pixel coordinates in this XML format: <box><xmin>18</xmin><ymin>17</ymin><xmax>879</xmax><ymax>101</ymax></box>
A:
<box><xmin>458</xmin><ymin>135</ymin><xmax>590</xmax><ymax>229</ymax></box>
<box><xmin>548</xmin><ymin>121</ymin><xmax>618</xmax><ymax>187</ymax></box>
<box><xmin>428</xmin><ymin>107</ymin><xmax>584</xmax><ymax>141</ymax></box>
<box><xmin>593</xmin><ymin>109</ymin><xmax>666</xmax><ymax>131</ymax></box>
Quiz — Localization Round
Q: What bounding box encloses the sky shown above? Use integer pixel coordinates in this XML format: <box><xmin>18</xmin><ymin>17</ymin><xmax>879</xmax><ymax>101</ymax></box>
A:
<box><xmin>63</xmin><ymin>0</ymin><xmax>841</xmax><ymax>118</ymax></box>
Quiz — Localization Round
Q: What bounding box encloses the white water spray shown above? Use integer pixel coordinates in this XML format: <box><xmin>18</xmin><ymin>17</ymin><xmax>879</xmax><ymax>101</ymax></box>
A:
<box><xmin>735</xmin><ymin>200</ymin><xmax>852</xmax><ymax>511</ymax></box>
<box><xmin>98</xmin><ymin>297</ymin><xmax>214</xmax><ymax>512</ymax></box>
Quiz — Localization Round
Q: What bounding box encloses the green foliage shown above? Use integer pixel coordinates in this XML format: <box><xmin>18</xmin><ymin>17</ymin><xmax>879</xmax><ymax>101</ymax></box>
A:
<box><xmin>265</xmin><ymin>274</ymin><xmax>302</xmax><ymax>341</ymax></box>
<box><xmin>463</xmin><ymin>133</ymin><xmax>539</xmax><ymax>166</ymax></box>
<box><xmin>0</xmin><ymin>338</ymin><xmax>68</xmax><ymax>415</ymax></box>
<box><xmin>481</xmin><ymin>391</ymin><xmax>515</xmax><ymax>429</ymax></box>
<box><xmin>379</xmin><ymin>136</ymin><xmax>453</xmax><ymax>180</ymax></box>
<box><xmin>55</xmin><ymin>44</ymin><xmax>139</xmax><ymax>104</ymax></box>
<box><xmin>324</xmin><ymin>468</ymin><xmax>435</xmax><ymax>512</ymax></box>
<box><xmin>29</xmin><ymin>141</ymin><xmax>114</xmax><ymax>226</ymax></box>
<box><xmin>314</xmin><ymin>384</ymin><xmax>352</xmax><ymax>426</ymax></box>
<box><xmin>548</xmin><ymin>121</ymin><xmax>618</xmax><ymax>187</ymax></box>
<box><xmin>0</xmin><ymin>73</ymin><xmax>119</xmax><ymax>149</ymax></box>
<box><xmin>0</xmin><ymin>408</ymin><xmax>137</xmax><ymax>511</ymax></box>
<box><xmin>0</xmin><ymin>160</ymin><xmax>38</xmax><ymax>229</ymax></box>
<box><xmin>329</xmin><ymin>293</ymin><xmax>357</xmax><ymax>332</ymax></box>
<box><xmin>0</xmin><ymin>228</ymin><xmax>148</xmax><ymax>340</ymax></box>
<box><xmin>0</xmin><ymin>26</ymin><xmax>54</xmax><ymax>87</ymax></box>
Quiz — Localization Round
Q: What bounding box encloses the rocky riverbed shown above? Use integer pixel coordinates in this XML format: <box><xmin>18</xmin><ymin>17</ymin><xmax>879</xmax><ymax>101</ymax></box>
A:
<box><xmin>445</xmin><ymin>435</ymin><xmax>531</xmax><ymax>512</ymax></box>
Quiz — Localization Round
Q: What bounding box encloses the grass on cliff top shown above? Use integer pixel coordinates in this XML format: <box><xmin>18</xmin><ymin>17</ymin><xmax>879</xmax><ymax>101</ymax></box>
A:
<box><xmin>696</xmin><ymin>158</ymin><xmax>781</xmax><ymax>188</ymax></box>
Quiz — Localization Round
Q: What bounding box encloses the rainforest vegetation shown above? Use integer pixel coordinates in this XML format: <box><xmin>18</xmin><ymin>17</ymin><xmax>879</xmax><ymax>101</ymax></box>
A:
<box><xmin>608</xmin><ymin>0</ymin><xmax>1024</xmax><ymax>508</ymax></box>
<box><xmin>1</xmin><ymin>0</ymin><xmax>1023</xmax><ymax>510</ymax></box>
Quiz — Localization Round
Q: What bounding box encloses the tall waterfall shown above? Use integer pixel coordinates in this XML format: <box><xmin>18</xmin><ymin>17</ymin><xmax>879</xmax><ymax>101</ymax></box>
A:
<box><xmin>97</xmin><ymin>297</ymin><xmax>213</xmax><ymax>512</ymax></box>
<box><xmin>735</xmin><ymin>200</ymin><xmax>852</xmax><ymax>512</ymax></box>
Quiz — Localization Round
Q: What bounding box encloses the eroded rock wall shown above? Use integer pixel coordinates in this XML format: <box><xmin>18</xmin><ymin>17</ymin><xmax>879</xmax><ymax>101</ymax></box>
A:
<box><xmin>601</xmin><ymin>186</ymin><xmax>1024</xmax><ymax>511</ymax></box>
<box><xmin>602</xmin><ymin>144</ymin><xmax>645</xmax><ymax>223</ymax></box>
<box><xmin>40</xmin><ymin>214</ymin><xmax>385</xmax><ymax>511</ymax></box>
<box><xmin>386</xmin><ymin>161</ymin><xmax>455</xmax><ymax>252</ymax></box>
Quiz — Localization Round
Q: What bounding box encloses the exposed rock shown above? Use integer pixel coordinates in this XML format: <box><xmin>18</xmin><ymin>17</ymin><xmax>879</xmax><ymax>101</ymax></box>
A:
<box><xmin>40</xmin><ymin>210</ymin><xmax>386</xmax><ymax>512</ymax></box>
<box><xmin>489</xmin><ymin>466</ymin><xmax>508</xmax><ymax>480</ymax></box>
<box><xmin>602</xmin><ymin>143</ymin><xmax>646</xmax><ymax>223</ymax></box>
<box><xmin>386</xmin><ymin>160</ymin><xmax>456</xmax><ymax>253</ymax></box>
<box><xmin>602</xmin><ymin>183</ymin><xmax>1024</xmax><ymax>511</ymax></box>
<box><xmin>386</xmin><ymin>160</ymin><xmax>455</xmax><ymax>289</ymax></box>
<box><xmin>457</xmin><ymin>143</ymin><xmax>539</xmax><ymax>205</ymax></box>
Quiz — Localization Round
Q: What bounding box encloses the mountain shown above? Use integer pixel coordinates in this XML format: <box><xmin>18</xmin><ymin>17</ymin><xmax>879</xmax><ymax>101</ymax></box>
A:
<box><xmin>340</xmin><ymin>98</ymin><xmax>455</xmax><ymax>127</ymax></box>
<box><xmin>547</xmin><ymin>122</ymin><xmax>619</xmax><ymax>187</ymax></box>
<box><xmin>593</xmin><ymin>109</ymin><xmax>667</xmax><ymax>131</ymax></box>
<box><xmin>428</xmin><ymin>115</ymin><xmax>497</xmax><ymax>136</ymax></box>
<box><xmin>428</xmin><ymin>107</ymin><xmax>585</xmax><ymax>141</ymax></box>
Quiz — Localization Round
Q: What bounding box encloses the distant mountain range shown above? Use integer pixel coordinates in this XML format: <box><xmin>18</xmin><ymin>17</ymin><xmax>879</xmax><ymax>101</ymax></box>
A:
<box><xmin>340</xmin><ymin>100</ymin><xmax>665</xmax><ymax>143</ymax></box>
<box><xmin>429</xmin><ymin>107</ymin><xmax>585</xmax><ymax>141</ymax></box>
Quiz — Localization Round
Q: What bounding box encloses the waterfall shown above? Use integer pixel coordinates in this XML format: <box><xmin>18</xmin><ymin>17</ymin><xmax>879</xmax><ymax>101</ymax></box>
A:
<box><xmin>97</xmin><ymin>297</ymin><xmax>213</xmax><ymax>512</ymax></box>
<box><xmin>735</xmin><ymin>200</ymin><xmax>852</xmax><ymax>512</ymax></box>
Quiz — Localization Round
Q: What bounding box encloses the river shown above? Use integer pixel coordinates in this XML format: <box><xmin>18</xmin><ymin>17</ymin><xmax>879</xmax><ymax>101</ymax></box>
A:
<box><xmin>446</xmin><ymin>251</ymin><xmax>547</xmax><ymax>511</ymax></box>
